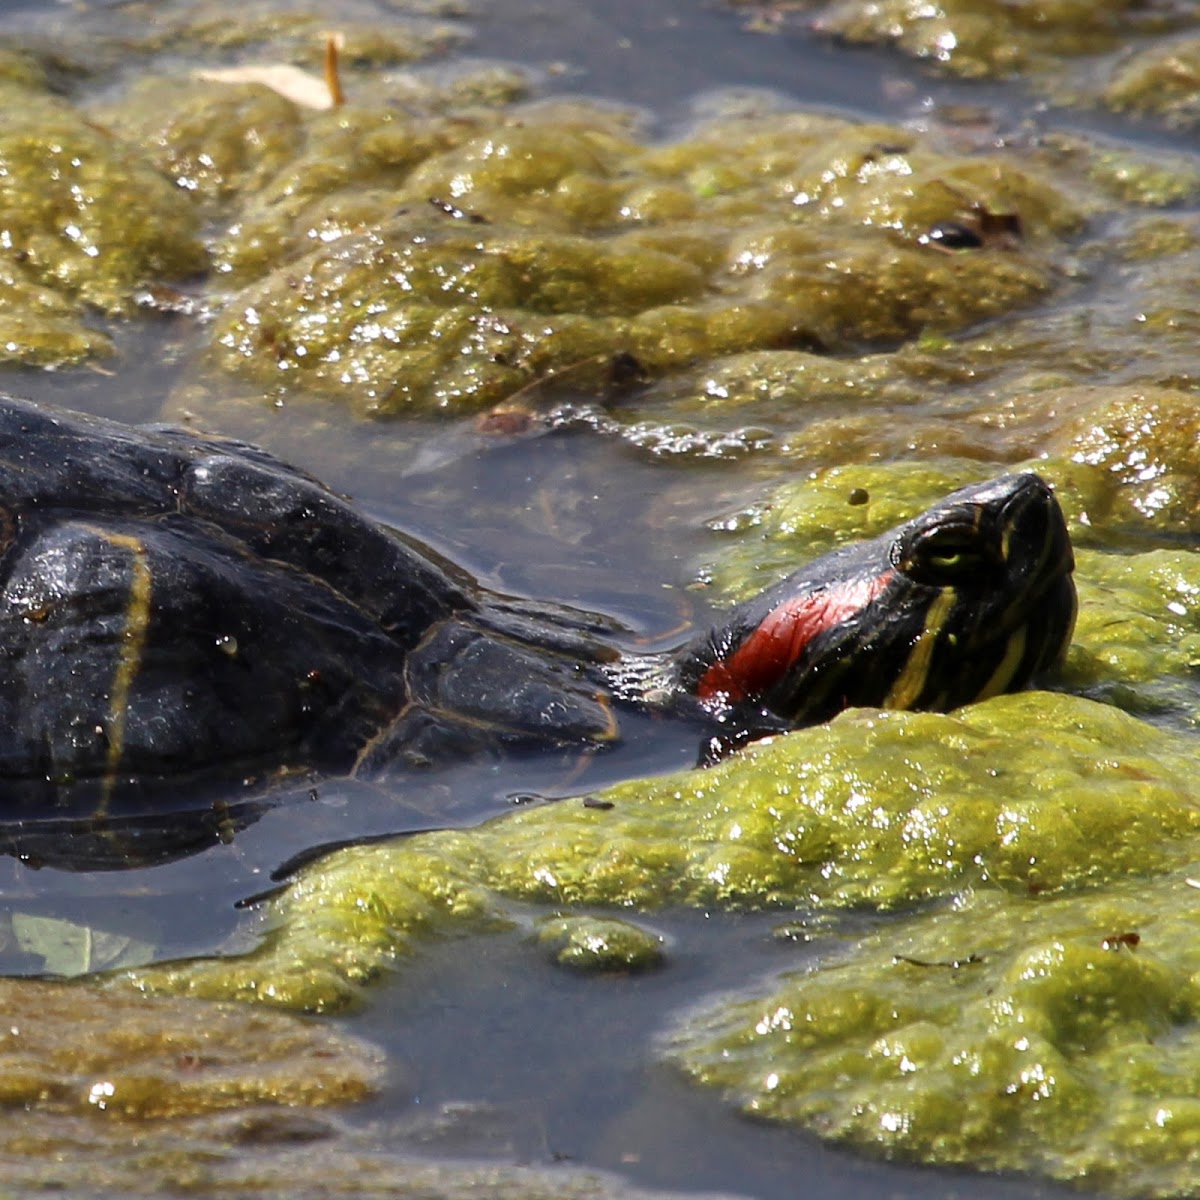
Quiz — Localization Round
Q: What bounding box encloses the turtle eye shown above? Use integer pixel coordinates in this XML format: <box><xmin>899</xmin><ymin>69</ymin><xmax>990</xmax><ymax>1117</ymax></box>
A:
<box><xmin>897</xmin><ymin>523</ymin><xmax>995</xmax><ymax>583</ymax></box>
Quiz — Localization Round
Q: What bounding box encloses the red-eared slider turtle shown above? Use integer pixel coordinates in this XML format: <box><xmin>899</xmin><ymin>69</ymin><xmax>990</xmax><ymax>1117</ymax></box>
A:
<box><xmin>0</xmin><ymin>395</ymin><xmax>1075</xmax><ymax>865</ymax></box>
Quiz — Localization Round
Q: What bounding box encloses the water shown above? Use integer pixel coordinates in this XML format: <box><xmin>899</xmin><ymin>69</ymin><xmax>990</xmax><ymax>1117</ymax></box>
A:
<box><xmin>0</xmin><ymin>0</ymin><xmax>1189</xmax><ymax>1196</ymax></box>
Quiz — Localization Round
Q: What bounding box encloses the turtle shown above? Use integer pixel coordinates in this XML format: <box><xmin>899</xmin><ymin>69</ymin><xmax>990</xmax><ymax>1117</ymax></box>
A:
<box><xmin>0</xmin><ymin>395</ymin><xmax>1075</xmax><ymax>867</ymax></box>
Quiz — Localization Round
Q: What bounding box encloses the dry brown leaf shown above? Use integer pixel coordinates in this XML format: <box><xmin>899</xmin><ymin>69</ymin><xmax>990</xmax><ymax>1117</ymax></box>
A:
<box><xmin>195</xmin><ymin>63</ymin><xmax>335</xmax><ymax>110</ymax></box>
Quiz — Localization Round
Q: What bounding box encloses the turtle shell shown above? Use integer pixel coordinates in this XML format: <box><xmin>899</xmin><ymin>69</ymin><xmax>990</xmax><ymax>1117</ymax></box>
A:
<box><xmin>0</xmin><ymin>396</ymin><xmax>617</xmax><ymax>835</ymax></box>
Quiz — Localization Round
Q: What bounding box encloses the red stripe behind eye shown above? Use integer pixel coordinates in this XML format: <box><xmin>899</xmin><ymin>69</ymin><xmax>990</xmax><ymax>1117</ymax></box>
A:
<box><xmin>697</xmin><ymin>570</ymin><xmax>894</xmax><ymax>704</ymax></box>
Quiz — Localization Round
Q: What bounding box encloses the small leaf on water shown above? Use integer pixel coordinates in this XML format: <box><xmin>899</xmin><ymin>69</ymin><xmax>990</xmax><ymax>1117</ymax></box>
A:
<box><xmin>12</xmin><ymin>913</ymin><xmax>157</xmax><ymax>976</ymax></box>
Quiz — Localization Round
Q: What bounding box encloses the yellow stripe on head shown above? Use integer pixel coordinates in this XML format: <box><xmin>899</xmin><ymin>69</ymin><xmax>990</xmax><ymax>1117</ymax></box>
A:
<box><xmin>975</xmin><ymin>625</ymin><xmax>1028</xmax><ymax>702</ymax></box>
<box><xmin>883</xmin><ymin>588</ymin><xmax>957</xmax><ymax>711</ymax></box>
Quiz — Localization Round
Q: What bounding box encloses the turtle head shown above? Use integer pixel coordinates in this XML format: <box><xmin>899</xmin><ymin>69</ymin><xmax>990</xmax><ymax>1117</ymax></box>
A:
<box><xmin>880</xmin><ymin>472</ymin><xmax>1076</xmax><ymax>709</ymax></box>
<box><xmin>679</xmin><ymin>472</ymin><xmax>1076</xmax><ymax>729</ymax></box>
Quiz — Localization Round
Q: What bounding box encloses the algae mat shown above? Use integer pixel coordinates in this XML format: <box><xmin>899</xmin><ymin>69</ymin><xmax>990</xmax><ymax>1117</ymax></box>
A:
<box><xmin>0</xmin><ymin>0</ymin><xmax>1199</xmax><ymax>1197</ymax></box>
<box><xmin>113</xmin><ymin>690</ymin><xmax>1200</xmax><ymax>1195</ymax></box>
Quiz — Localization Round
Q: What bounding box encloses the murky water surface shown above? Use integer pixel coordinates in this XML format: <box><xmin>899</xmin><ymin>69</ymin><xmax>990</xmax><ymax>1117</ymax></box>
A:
<box><xmin>0</xmin><ymin>0</ymin><xmax>1194</xmax><ymax>1196</ymax></box>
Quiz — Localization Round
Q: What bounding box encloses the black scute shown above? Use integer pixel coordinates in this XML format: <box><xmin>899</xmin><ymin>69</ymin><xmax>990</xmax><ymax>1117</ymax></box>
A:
<box><xmin>0</xmin><ymin>394</ymin><xmax>471</xmax><ymax>647</ymax></box>
<box><xmin>177</xmin><ymin>452</ymin><xmax>469</xmax><ymax>647</ymax></box>
<box><xmin>0</xmin><ymin>514</ymin><xmax>410</xmax><ymax>804</ymax></box>
<box><xmin>0</xmin><ymin>393</ymin><xmax>189</xmax><ymax>516</ymax></box>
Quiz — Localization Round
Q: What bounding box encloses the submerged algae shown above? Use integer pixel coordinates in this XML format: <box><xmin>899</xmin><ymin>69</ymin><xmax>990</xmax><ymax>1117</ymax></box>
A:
<box><xmin>0</xmin><ymin>972</ymin><xmax>740</xmax><ymax>1199</ymax></box>
<box><xmin>0</xmin><ymin>974</ymin><xmax>381</xmax><ymax>1117</ymax></box>
<box><xmin>119</xmin><ymin>692</ymin><xmax>1200</xmax><ymax>1011</ymax></box>
<box><xmin>667</xmin><ymin>873</ymin><xmax>1200</xmax><ymax>1198</ymax></box>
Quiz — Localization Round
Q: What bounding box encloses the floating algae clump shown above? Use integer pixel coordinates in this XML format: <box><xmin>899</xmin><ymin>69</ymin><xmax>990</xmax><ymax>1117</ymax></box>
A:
<box><xmin>119</xmin><ymin>691</ymin><xmax>1200</xmax><ymax>1011</ymax></box>
<box><xmin>0</xmin><ymin>85</ymin><xmax>206</xmax><ymax>314</ymax></box>
<box><xmin>208</xmin><ymin>107</ymin><xmax>1079</xmax><ymax>414</ymax></box>
<box><xmin>535</xmin><ymin>914</ymin><xmax>666</xmax><ymax>972</ymax></box>
<box><xmin>666</xmin><ymin>872</ymin><xmax>1200</xmax><ymax>1198</ymax></box>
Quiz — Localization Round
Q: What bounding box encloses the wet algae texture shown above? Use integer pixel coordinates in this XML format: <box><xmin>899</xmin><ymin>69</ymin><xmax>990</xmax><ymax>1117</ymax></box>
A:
<box><xmin>736</xmin><ymin>0</ymin><xmax>1200</xmax><ymax>127</ymax></box>
<box><xmin>117</xmin><ymin>443</ymin><xmax>1200</xmax><ymax>1197</ymax></box>
<box><xmin>0</xmin><ymin>23</ymin><xmax>1091</xmax><ymax>402</ymax></box>
<box><xmin>0</xmin><ymin>79</ymin><xmax>205</xmax><ymax>364</ymax></box>
<box><xmin>3</xmin><ymin>1</ymin><xmax>1200</xmax><ymax>1197</ymax></box>
<box><xmin>201</xmin><ymin>106</ymin><xmax>1074</xmax><ymax>414</ymax></box>
<box><xmin>0</xmin><ymin>973</ymin><xmax>740</xmax><ymax>1196</ymax></box>
<box><xmin>115</xmin><ymin>692</ymin><xmax>1200</xmax><ymax>1196</ymax></box>
<box><xmin>667</xmin><ymin>875</ymin><xmax>1200</xmax><ymax>1200</ymax></box>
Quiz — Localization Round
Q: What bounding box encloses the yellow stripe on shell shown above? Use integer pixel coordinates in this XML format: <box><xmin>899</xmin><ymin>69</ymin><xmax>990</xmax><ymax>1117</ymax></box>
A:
<box><xmin>82</xmin><ymin>528</ymin><xmax>153</xmax><ymax>815</ymax></box>
<box><xmin>883</xmin><ymin>588</ymin><xmax>957</xmax><ymax>711</ymax></box>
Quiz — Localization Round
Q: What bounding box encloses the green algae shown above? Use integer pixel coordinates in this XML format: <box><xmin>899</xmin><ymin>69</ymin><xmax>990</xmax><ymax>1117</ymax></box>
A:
<box><xmin>1066</xmin><ymin>548</ymin><xmax>1200</xmax><ymax>722</ymax></box>
<box><xmin>0</xmin><ymin>960</ymin><xmax>738</xmax><ymax>1200</ymax></box>
<box><xmin>0</xmin><ymin>969</ymin><xmax>738</xmax><ymax>1198</ymax></box>
<box><xmin>0</xmin><ymin>86</ymin><xmax>206</xmax><ymax>315</ymax></box>
<box><xmin>589</xmin><ymin>181</ymin><xmax>1200</xmax><ymax>467</ymax></box>
<box><xmin>205</xmin><ymin>107</ymin><xmax>1078</xmax><ymax>414</ymax></box>
<box><xmin>0</xmin><ymin>0</ymin><xmax>483</xmax><ymax>371</ymax></box>
<box><xmin>0</xmin><ymin>266</ymin><xmax>113</xmax><ymax>365</ymax></box>
<box><xmin>1105</xmin><ymin>37</ymin><xmax>1200</xmax><ymax>129</ymax></box>
<box><xmin>0</xmin><ymin>1124</ymin><xmax>745</xmax><ymax>1200</ymax></box>
<box><xmin>118</xmin><ymin>692</ymin><xmax>1200</xmax><ymax>1011</ymax></box>
<box><xmin>535</xmin><ymin>914</ymin><xmax>666</xmax><ymax>972</ymax></box>
<box><xmin>0</xmin><ymin>974</ymin><xmax>381</xmax><ymax>1118</ymax></box>
<box><xmin>753</xmin><ymin>0</ymin><xmax>1200</xmax><ymax>83</ymax></box>
<box><xmin>0</xmin><ymin>72</ymin><xmax>205</xmax><ymax>364</ymax></box>
<box><xmin>1037</xmin><ymin>134</ymin><xmax>1200</xmax><ymax>208</ymax></box>
<box><xmin>0</xmin><ymin>44</ymin><xmax>47</xmax><ymax>90</ymax></box>
<box><xmin>666</xmin><ymin>873</ymin><xmax>1200</xmax><ymax>1198</ymax></box>
<box><xmin>103</xmin><ymin>79</ymin><xmax>307</xmax><ymax>206</ymax></box>
<box><xmin>1048</xmin><ymin>385</ymin><xmax>1200</xmax><ymax>532</ymax></box>
<box><xmin>112</xmin><ymin>2</ymin><xmax>465</xmax><ymax>65</ymax></box>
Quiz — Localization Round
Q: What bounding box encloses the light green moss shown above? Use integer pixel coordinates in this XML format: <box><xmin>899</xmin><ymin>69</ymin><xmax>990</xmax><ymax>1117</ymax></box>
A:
<box><xmin>536</xmin><ymin>914</ymin><xmax>666</xmax><ymax>972</ymax></box>
<box><xmin>118</xmin><ymin>692</ymin><xmax>1200</xmax><ymax>1010</ymax></box>
<box><xmin>667</xmin><ymin>872</ymin><xmax>1200</xmax><ymax>1197</ymax></box>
